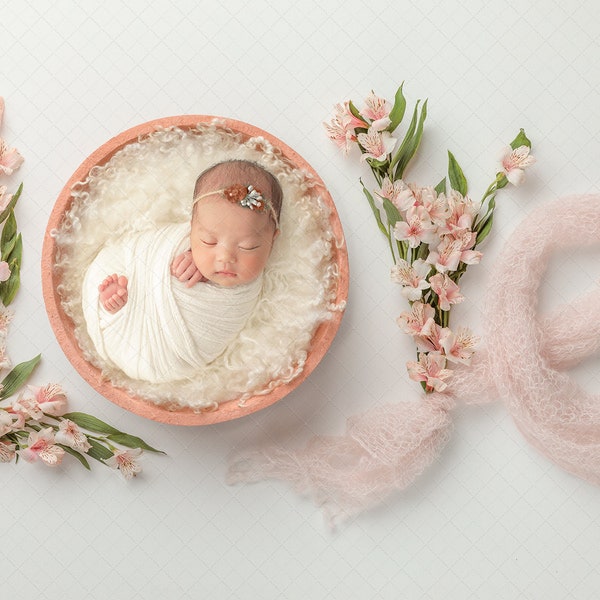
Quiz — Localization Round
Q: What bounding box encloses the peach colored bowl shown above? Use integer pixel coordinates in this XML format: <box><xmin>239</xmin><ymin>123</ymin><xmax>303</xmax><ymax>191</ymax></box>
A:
<box><xmin>42</xmin><ymin>115</ymin><xmax>349</xmax><ymax>426</ymax></box>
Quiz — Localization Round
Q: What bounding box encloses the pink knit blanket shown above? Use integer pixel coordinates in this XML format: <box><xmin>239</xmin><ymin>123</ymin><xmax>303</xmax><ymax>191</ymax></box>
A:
<box><xmin>229</xmin><ymin>195</ymin><xmax>600</xmax><ymax>523</ymax></box>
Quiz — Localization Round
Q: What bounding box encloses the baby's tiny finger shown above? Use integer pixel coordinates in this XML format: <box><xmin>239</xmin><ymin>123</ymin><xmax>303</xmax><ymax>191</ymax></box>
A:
<box><xmin>186</xmin><ymin>270</ymin><xmax>203</xmax><ymax>287</ymax></box>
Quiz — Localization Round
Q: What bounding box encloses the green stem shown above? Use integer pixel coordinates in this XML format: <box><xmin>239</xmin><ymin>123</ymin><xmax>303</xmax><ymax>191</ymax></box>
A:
<box><xmin>387</xmin><ymin>227</ymin><xmax>397</xmax><ymax>264</ymax></box>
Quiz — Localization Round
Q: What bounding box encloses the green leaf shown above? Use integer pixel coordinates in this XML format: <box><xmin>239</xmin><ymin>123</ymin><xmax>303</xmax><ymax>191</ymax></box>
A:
<box><xmin>58</xmin><ymin>444</ymin><xmax>91</xmax><ymax>470</ymax></box>
<box><xmin>1</xmin><ymin>233</ymin><xmax>22</xmax><ymax>306</ymax></box>
<box><xmin>366</xmin><ymin>157</ymin><xmax>389</xmax><ymax>170</ymax></box>
<box><xmin>390</xmin><ymin>101</ymin><xmax>419</xmax><ymax>172</ymax></box>
<box><xmin>1</xmin><ymin>211</ymin><xmax>17</xmax><ymax>259</ymax></box>
<box><xmin>434</xmin><ymin>177</ymin><xmax>446</xmax><ymax>194</ymax></box>
<box><xmin>475</xmin><ymin>212</ymin><xmax>494</xmax><ymax>245</ymax></box>
<box><xmin>7</xmin><ymin>233</ymin><xmax>22</xmax><ymax>264</ymax></box>
<box><xmin>495</xmin><ymin>173</ymin><xmax>509</xmax><ymax>189</ymax></box>
<box><xmin>447</xmin><ymin>151</ymin><xmax>468</xmax><ymax>195</ymax></box>
<box><xmin>0</xmin><ymin>258</ymin><xmax>20</xmax><ymax>306</ymax></box>
<box><xmin>416</xmin><ymin>243</ymin><xmax>431</xmax><ymax>261</ymax></box>
<box><xmin>87</xmin><ymin>438</ymin><xmax>114</xmax><ymax>462</ymax></box>
<box><xmin>0</xmin><ymin>184</ymin><xmax>22</xmax><ymax>225</ymax></box>
<box><xmin>473</xmin><ymin>195</ymin><xmax>496</xmax><ymax>244</ymax></box>
<box><xmin>392</xmin><ymin>99</ymin><xmax>428</xmax><ymax>179</ymax></box>
<box><xmin>510</xmin><ymin>128</ymin><xmax>531</xmax><ymax>149</ymax></box>
<box><xmin>1</xmin><ymin>231</ymin><xmax>17</xmax><ymax>262</ymax></box>
<box><xmin>348</xmin><ymin>100</ymin><xmax>363</xmax><ymax>121</ymax></box>
<box><xmin>0</xmin><ymin>354</ymin><xmax>41</xmax><ymax>399</ymax></box>
<box><xmin>62</xmin><ymin>412</ymin><xmax>122</xmax><ymax>435</ymax></box>
<box><xmin>395</xmin><ymin>239</ymin><xmax>407</xmax><ymax>262</ymax></box>
<box><xmin>382</xmin><ymin>198</ymin><xmax>401</xmax><ymax>227</ymax></box>
<box><xmin>107</xmin><ymin>432</ymin><xmax>165</xmax><ymax>454</ymax></box>
<box><xmin>361</xmin><ymin>181</ymin><xmax>388</xmax><ymax>237</ymax></box>
<box><xmin>388</xmin><ymin>83</ymin><xmax>406</xmax><ymax>132</ymax></box>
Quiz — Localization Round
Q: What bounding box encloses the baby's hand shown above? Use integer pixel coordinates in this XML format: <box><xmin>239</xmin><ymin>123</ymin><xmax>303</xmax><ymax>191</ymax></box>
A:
<box><xmin>171</xmin><ymin>250</ymin><xmax>205</xmax><ymax>287</ymax></box>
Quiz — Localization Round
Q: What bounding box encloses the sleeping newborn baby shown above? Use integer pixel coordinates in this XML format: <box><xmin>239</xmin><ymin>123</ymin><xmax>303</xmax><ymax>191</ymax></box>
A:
<box><xmin>81</xmin><ymin>159</ymin><xmax>282</xmax><ymax>383</ymax></box>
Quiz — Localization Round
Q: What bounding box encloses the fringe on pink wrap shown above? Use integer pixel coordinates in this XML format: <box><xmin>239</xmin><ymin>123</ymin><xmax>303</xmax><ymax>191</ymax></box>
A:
<box><xmin>228</xmin><ymin>195</ymin><xmax>600</xmax><ymax>523</ymax></box>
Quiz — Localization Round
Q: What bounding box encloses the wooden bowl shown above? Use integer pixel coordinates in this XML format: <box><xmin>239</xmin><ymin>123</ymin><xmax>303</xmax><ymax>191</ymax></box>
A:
<box><xmin>42</xmin><ymin>116</ymin><xmax>348</xmax><ymax>425</ymax></box>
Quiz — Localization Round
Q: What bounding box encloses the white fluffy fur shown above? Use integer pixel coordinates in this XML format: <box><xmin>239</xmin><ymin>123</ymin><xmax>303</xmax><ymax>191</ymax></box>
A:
<box><xmin>52</xmin><ymin>122</ymin><xmax>343</xmax><ymax>412</ymax></box>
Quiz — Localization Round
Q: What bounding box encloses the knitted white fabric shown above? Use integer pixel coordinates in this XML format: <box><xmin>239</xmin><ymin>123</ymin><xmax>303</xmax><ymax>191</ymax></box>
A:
<box><xmin>81</xmin><ymin>223</ymin><xmax>262</xmax><ymax>383</ymax></box>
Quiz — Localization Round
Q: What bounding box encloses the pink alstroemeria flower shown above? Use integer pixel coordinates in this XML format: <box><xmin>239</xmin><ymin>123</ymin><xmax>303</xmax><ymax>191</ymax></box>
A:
<box><xmin>0</xmin><ymin>139</ymin><xmax>24</xmax><ymax>176</ymax></box>
<box><xmin>11</xmin><ymin>392</ymin><xmax>44</xmax><ymax>424</ymax></box>
<box><xmin>429</xmin><ymin>272</ymin><xmax>465</xmax><ymax>311</ymax></box>
<box><xmin>378</xmin><ymin>177</ymin><xmax>415</xmax><ymax>212</ymax></box>
<box><xmin>440</xmin><ymin>327</ymin><xmax>479</xmax><ymax>364</ymax></box>
<box><xmin>500</xmin><ymin>145</ymin><xmax>535</xmax><ymax>186</ymax></box>
<box><xmin>391</xmin><ymin>258</ymin><xmax>431</xmax><ymax>301</ymax></box>
<box><xmin>0</xmin><ymin>261</ymin><xmax>10</xmax><ymax>282</ymax></box>
<box><xmin>55</xmin><ymin>419</ymin><xmax>92</xmax><ymax>453</ymax></box>
<box><xmin>0</xmin><ymin>410</ymin><xmax>14</xmax><ymax>436</ymax></box>
<box><xmin>0</xmin><ymin>302</ymin><xmax>13</xmax><ymax>331</ymax></box>
<box><xmin>406</xmin><ymin>352</ymin><xmax>453</xmax><ymax>392</ymax></box>
<box><xmin>361</xmin><ymin>91</ymin><xmax>391</xmax><ymax>130</ymax></box>
<box><xmin>323</xmin><ymin>102</ymin><xmax>366</xmax><ymax>155</ymax></box>
<box><xmin>30</xmin><ymin>383</ymin><xmax>68</xmax><ymax>417</ymax></box>
<box><xmin>418</xmin><ymin>187</ymin><xmax>451</xmax><ymax>227</ymax></box>
<box><xmin>393</xmin><ymin>206</ymin><xmax>437</xmax><ymax>248</ymax></box>
<box><xmin>418</xmin><ymin>318</ymin><xmax>444</xmax><ymax>353</ymax></box>
<box><xmin>357</xmin><ymin>128</ymin><xmax>396</xmax><ymax>162</ymax></box>
<box><xmin>0</xmin><ymin>344</ymin><xmax>10</xmax><ymax>371</ymax></box>
<box><xmin>379</xmin><ymin>176</ymin><xmax>417</xmax><ymax>213</ymax></box>
<box><xmin>441</xmin><ymin>229</ymin><xmax>482</xmax><ymax>266</ymax></box>
<box><xmin>19</xmin><ymin>428</ymin><xmax>65</xmax><ymax>467</ymax></box>
<box><xmin>0</xmin><ymin>186</ymin><xmax>12</xmax><ymax>212</ymax></box>
<box><xmin>0</xmin><ymin>441</ymin><xmax>16</xmax><ymax>463</ymax></box>
<box><xmin>397</xmin><ymin>301</ymin><xmax>436</xmax><ymax>337</ymax></box>
<box><xmin>439</xmin><ymin>190</ymin><xmax>481</xmax><ymax>234</ymax></box>
<box><xmin>106</xmin><ymin>448</ymin><xmax>143</xmax><ymax>479</ymax></box>
<box><xmin>426</xmin><ymin>235</ymin><xmax>479</xmax><ymax>273</ymax></box>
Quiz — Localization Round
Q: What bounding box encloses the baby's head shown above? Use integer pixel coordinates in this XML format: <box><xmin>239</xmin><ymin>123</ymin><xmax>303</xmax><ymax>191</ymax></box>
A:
<box><xmin>190</xmin><ymin>160</ymin><xmax>283</xmax><ymax>287</ymax></box>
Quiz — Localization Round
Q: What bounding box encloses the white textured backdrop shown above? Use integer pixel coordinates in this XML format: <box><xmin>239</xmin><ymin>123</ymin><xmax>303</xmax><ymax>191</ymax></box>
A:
<box><xmin>1</xmin><ymin>1</ymin><xmax>600</xmax><ymax>598</ymax></box>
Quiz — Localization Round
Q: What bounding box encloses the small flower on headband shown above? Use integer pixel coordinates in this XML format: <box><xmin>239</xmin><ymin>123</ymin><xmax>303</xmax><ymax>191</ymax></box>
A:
<box><xmin>223</xmin><ymin>184</ymin><xmax>266</xmax><ymax>212</ymax></box>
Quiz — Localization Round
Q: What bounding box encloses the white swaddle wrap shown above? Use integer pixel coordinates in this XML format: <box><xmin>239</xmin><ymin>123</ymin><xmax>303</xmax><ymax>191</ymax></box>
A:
<box><xmin>81</xmin><ymin>223</ymin><xmax>262</xmax><ymax>383</ymax></box>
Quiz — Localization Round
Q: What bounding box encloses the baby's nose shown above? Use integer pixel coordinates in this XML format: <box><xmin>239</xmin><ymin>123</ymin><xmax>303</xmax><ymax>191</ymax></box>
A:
<box><xmin>217</xmin><ymin>246</ymin><xmax>236</xmax><ymax>263</ymax></box>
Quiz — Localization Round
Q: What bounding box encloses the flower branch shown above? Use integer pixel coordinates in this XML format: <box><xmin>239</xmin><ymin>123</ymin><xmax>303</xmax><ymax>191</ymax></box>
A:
<box><xmin>0</xmin><ymin>96</ymin><xmax>163</xmax><ymax>477</ymax></box>
<box><xmin>325</xmin><ymin>84</ymin><xmax>534</xmax><ymax>392</ymax></box>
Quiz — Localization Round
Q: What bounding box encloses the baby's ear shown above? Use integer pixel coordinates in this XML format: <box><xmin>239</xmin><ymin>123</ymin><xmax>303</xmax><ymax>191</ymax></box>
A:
<box><xmin>272</xmin><ymin>228</ymin><xmax>280</xmax><ymax>241</ymax></box>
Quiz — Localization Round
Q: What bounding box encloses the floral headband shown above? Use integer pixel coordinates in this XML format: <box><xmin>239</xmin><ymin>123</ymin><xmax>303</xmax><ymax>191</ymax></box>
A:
<box><xmin>194</xmin><ymin>183</ymin><xmax>279</xmax><ymax>229</ymax></box>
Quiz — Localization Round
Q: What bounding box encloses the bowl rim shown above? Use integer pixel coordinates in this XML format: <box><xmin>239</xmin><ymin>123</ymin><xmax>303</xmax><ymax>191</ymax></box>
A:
<box><xmin>41</xmin><ymin>115</ymin><xmax>349</xmax><ymax>426</ymax></box>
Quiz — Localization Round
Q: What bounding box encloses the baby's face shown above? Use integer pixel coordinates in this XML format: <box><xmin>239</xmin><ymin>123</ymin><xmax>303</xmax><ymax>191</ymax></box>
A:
<box><xmin>190</xmin><ymin>197</ymin><xmax>277</xmax><ymax>287</ymax></box>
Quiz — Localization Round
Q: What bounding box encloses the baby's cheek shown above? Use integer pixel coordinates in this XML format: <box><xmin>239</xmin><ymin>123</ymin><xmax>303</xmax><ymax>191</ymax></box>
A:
<box><xmin>191</xmin><ymin>248</ymin><xmax>209</xmax><ymax>272</ymax></box>
<box><xmin>239</xmin><ymin>255</ymin><xmax>261</xmax><ymax>278</ymax></box>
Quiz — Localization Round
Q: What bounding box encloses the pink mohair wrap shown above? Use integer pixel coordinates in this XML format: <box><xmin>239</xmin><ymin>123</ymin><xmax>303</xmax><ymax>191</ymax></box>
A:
<box><xmin>228</xmin><ymin>195</ymin><xmax>600</xmax><ymax>523</ymax></box>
